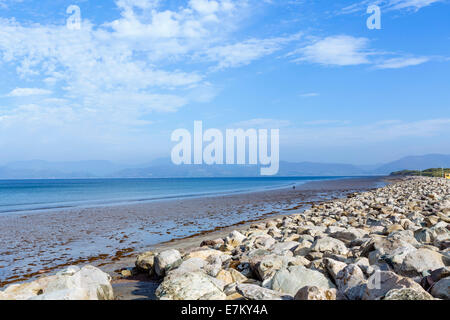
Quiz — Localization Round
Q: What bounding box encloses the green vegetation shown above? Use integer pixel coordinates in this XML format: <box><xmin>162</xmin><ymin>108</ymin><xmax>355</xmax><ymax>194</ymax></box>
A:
<box><xmin>390</xmin><ymin>168</ymin><xmax>450</xmax><ymax>177</ymax></box>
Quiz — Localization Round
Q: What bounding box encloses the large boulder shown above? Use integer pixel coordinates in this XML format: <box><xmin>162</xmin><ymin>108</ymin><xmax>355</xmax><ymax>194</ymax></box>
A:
<box><xmin>236</xmin><ymin>284</ymin><xmax>293</xmax><ymax>300</ymax></box>
<box><xmin>310</xmin><ymin>237</ymin><xmax>349</xmax><ymax>256</ymax></box>
<box><xmin>383</xmin><ymin>288</ymin><xmax>435</xmax><ymax>300</ymax></box>
<box><xmin>324</xmin><ymin>258</ymin><xmax>348</xmax><ymax>282</ymax></box>
<box><xmin>166</xmin><ymin>258</ymin><xmax>206</xmax><ymax>277</ymax></box>
<box><xmin>251</xmin><ymin>254</ymin><xmax>298</xmax><ymax>281</ymax></box>
<box><xmin>430</xmin><ymin>277</ymin><xmax>450</xmax><ymax>299</ymax></box>
<box><xmin>362</xmin><ymin>237</ymin><xmax>417</xmax><ymax>268</ymax></box>
<box><xmin>225</xmin><ymin>231</ymin><xmax>246</xmax><ymax>247</ymax></box>
<box><xmin>154</xmin><ymin>249</ymin><xmax>182</xmax><ymax>277</ymax></box>
<box><xmin>0</xmin><ymin>266</ymin><xmax>113</xmax><ymax>300</ymax></box>
<box><xmin>135</xmin><ymin>251</ymin><xmax>156</xmax><ymax>274</ymax></box>
<box><xmin>335</xmin><ymin>264</ymin><xmax>366</xmax><ymax>300</ymax></box>
<box><xmin>329</xmin><ymin>228</ymin><xmax>368</xmax><ymax>243</ymax></box>
<box><xmin>294</xmin><ymin>286</ymin><xmax>337</xmax><ymax>300</ymax></box>
<box><xmin>216</xmin><ymin>269</ymin><xmax>247</xmax><ymax>285</ymax></box>
<box><xmin>398</xmin><ymin>248</ymin><xmax>446</xmax><ymax>277</ymax></box>
<box><xmin>155</xmin><ymin>271</ymin><xmax>226</xmax><ymax>300</ymax></box>
<box><xmin>184</xmin><ymin>248</ymin><xmax>228</xmax><ymax>261</ymax></box>
<box><xmin>267</xmin><ymin>266</ymin><xmax>335</xmax><ymax>296</ymax></box>
<box><xmin>363</xmin><ymin>271</ymin><xmax>429</xmax><ymax>300</ymax></box>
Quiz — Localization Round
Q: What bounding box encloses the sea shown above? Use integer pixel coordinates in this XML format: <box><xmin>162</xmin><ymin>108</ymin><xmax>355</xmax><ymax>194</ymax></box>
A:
<box><xmin>0</xmin><ymin>176</ymin><xmax>351</xmax><ymax>216</ymax></box>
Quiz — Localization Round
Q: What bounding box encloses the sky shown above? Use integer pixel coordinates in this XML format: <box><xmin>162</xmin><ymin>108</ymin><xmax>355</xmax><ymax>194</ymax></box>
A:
<box><xmin>0</xmin><ymin>0</ymin><xmax>449</xmax><ymax>165</ymax></box>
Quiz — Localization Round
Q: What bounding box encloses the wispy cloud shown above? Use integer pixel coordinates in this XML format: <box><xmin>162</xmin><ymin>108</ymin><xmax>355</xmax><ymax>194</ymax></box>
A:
<box><xmin>291</xmin><ymin>35</ymin><xmax>431</xmax><ymax>69</ymax></box>
<box><xmin>291</xmin><ymin>35</ymin><xmax>372</xmax><ymax>66</ymax></box>
<box><xmin>204</xmin><ymin>34</ymin><xmax>301</xmax><ymax>70</ymax></box>
<box><xmin>299</xmin><ymin>92</ymin><xmax>320</xmax><ymax>98</ymax></box>
<box><xmin>7</xmin><ymin>88</ymin><xmax>52</xmax><ymax>97</ymax></box>
<box><xmin>303</xmin><ymin>120</ymin><xmax>350</xmax><ymax>125</ymax></box>
<box><xmin>339</xmin><ymin>0</ymin><xmax>444</xmax><ymax>15</ymax></box>
<box><xmin>374</xmin><ymin>56</ymin><xmax>430</xmax><ymax>69</ymax></box>
<box><xmin>232</xmin><ymin>118</ymin><xmax>291</xmax><ymax>128</ymax></box>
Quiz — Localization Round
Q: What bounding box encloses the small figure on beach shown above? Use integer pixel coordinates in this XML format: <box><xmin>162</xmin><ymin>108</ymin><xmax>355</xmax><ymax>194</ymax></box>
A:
<box><xmin>293</xmin><ymin>186</ymin><xmax>296</xmax><ymax>190</ymax></box>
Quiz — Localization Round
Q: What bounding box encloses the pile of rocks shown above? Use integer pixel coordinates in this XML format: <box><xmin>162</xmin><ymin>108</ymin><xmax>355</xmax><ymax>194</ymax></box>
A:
<box><xmin>136</xmin><ymin>177</ymin><xmax>449</xmax><ymax>300</ymax></box>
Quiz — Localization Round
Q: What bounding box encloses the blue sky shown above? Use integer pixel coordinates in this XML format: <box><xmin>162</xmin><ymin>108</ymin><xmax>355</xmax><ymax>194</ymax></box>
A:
<box><xmin>0</xmin><ymin>0</ymin><xmax>449</xmax><ymax>165</ymax></box>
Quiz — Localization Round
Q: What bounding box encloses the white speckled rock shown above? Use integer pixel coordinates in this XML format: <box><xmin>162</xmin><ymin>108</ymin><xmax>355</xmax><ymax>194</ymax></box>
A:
<box><xmin>268</xmin><ymin>266</ymin><xmax>335</xmax><ymax>296</ymax></box>
<box><xmin>0</xmin><ymin>265</ymin><xmax>113</xmax><ymax>300</ymax></box>
<box><xmin>236</xmin><ymin>284</ymin><xmax>293</xmax><ymax>300</ymax></box>
<box><xmin>154</xmin><ymin>249</ymin><xmax>182</xmax><ymax>277</ymax></box>
<box><xmin>310</xmin><ymin>237</ymin><xmax>349</xmax><ymax>256</ymax></box>
<box><xmin>398</xmin><ymin>248</ymin><xmax>445</xmax><ymax>277</ymax></box>
<box><xmin>156</xmin><ymin>271</ymin><xmax>226</xmax><ymax>300</ymax></box>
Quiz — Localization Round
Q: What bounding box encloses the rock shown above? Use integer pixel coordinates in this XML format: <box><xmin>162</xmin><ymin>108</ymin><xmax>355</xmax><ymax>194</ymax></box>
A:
<box><xmin>398</xmin><ymin>248</ymin><xmax>445</xmax><ymax>277</ymax></box>
<box><xmin>155</xmin><ymin>271</ymin><xmax>226</xmax><ymax>300</ymax></box>
<box><xmin>268</xmin><ymin>266</ymin><xmax>335</xmax><ymax>296</ymax></box>
<box><xmin>216</xmin><ymin>269</ymin><xmax>247</xmax><ymax>285</ymax></box>
<box><xmin>324</xmin><ymin>258</ymin><xmax>347</xmax><ymax>281</ymax></box>
<box><xmin>430</xmin><ymin>277</ymin><xmax>450</xmax><ymax>299</ymax></box>
<box><xmin>354</xmin><ymin>257</ymin><xmax>375</xmax><ymax>277</ymax></box>
<box><xmin>384</xmin><ymin>224</ymin><xmax>404</xmax><ymax>235</ymax></box>
<box><xmin>200</xmin><ymin>238</ymin><xmax>224</xmax><ymax>249</ymax></box>
<box><xmin>294</xmin><ymin>286</ymin><xmax>337</xmax><ymax>300</ymax></box>
<box><xmin>202</xmin><ymin>255</ymin><xmax>224</xmax><ymax>277</ymax></box>
<box><xmin>292</xmin><ymin>238</ymin><xmax>313</xmax><ymax>256</ymax></box>
<box><xmin>310</xmin><ymin>237</ymin><xmax>349</xmax><ymax>256</ymax></box>
<box><xmin>251</xmin><ymin>254</ymin><xmax>295</xmax><ymax>281</ymax></box>
<box><xmin>135</xmin><ymin>251</ymin><xmax>156</xmax><ymax>274</ymax></box>
<box><xmin>330</xmin><ymin>228</ymin><xmax>368</xmax><ymax>243</ymax></box>
<box><xmin>154</xmin><ymin>249</ymin><xmax>182</xmax><ymax>277</ymax></box>
<box><xmin>166</xmin><ymin>258</ymin><xmax>206</xmax><ymax>277</ymax></box>
<box><xmin>236</xmin><ymin>284</ymin><xmax>293</xmax><ymax>300</ymax></box>
<box><xmin>253</xmin><ymin>235</ymin><xmax>276</xmax><ymax>249</ymax></box>
<box><xmin>269</xmin><ymin>241</ymin><xmax>299</xmax><ymax>255</ymax></box>
<box><xmin>184</xmin><ymin>248</ymin><xmax>228</xmax><ymax>261</ymax></box>
<box><xmin>121</xmin><ymin>269</ymin><xmax>133</xmax><ymax>277</ymax></box>
<box><xmin>225</xmin><ymin>231</ymin><xmax>246</xmax><ymax>247</ymax></box>
<box><xmin>363</xmin><ymin>271</ymin><xmax>429</xmax><ymax>300</ymax></box>
<box><xmin>420</xmin><ymin>267</ymin><xmax>450</xmax><ymax>290</ymax></box>
<box><xmin>335</xmin><ymin>264</ymin><xmax>366</xmax><ymax>300</ymax></box>
<box><xmin>0</xmin><ymin>265</ymin><xmax>113</xmax><ymax>300</ymax></box>
<box><xmin>383</xmin><ymin>288</ymin><xmax>435</xmax><ymax>300</ymax></box>
<box><xmin>363</xmin><ymin>237</ymin><xmax>417</xmax><ymax>268</ymax></box>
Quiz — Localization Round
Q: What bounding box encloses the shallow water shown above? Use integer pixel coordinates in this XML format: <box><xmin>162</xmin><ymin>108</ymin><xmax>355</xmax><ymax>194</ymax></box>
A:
<box><xmin>0</xmin><ymin>176</ymin><xmax>350</xmax><ymax>215</ymax></box>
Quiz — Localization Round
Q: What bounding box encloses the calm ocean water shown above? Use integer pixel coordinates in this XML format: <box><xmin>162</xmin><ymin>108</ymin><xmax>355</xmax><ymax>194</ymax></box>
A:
<box><xmin>0</xmin><ymin>176</ymin><xmax>350</xmax><ymax>215</ymax></box>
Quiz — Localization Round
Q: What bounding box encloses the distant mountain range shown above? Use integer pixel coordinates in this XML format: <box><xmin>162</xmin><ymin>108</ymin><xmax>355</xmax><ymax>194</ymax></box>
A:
<box><xmin>1</xmin><ymin>154</ymin><xmax>450</xmax><ymax>179</ymax></box>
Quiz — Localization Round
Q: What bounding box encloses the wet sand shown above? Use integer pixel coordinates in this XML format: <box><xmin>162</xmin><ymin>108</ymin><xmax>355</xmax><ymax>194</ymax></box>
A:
<box><xmin>0</xmin><ymin>176</ymin><xmax>386</xmax><ymax>288</ymax></box>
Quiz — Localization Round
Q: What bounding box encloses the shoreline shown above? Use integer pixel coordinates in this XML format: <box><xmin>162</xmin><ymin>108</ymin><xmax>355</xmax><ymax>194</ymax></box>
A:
<box><xmin>0</xmin><ymin>176</ymin><xmax>378</xmax><ymax>217</ymax></box>
<box><xmin>0</xmin><ymin>176</ymin><xmax>386</xmax><ymax>288</ymax></box>
<box><xmin>108</xmin><ymin>176</ymin><xmax>449</xmax><ymax>301</ymax></box>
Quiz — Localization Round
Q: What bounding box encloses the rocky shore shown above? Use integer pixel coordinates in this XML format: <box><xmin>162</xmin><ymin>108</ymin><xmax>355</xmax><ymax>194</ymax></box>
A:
<box><xmin>1</xmin><ymin>177</ymin><xmax>449</xmax><ymax>300</ymax></box>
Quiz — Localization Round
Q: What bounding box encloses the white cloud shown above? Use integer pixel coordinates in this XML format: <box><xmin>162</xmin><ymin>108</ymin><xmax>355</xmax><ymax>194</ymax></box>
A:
<box><xmin>303</xmin><ymin>120</ymin><xmax>350</xmax><ymax>125</ymax></box>
<box><xmin>299</xmin><ymin>92</ymin><xmax>319</xmax><ymax>97</ymax></box>
<box><xmin>7</xmin><ymin>88</ymin><xmax>52</xmax><ymax>97</ymax></box>
<box><xmin>374</xmin><ymin>56</ymin><xmax>430</xmax><ymax>69</ymax></box>
<box><xmin>387</xmin><ymin>0</ymin><xmax>443</xmax><ymax>10</ymax></box>
<box><xmin>339</xmin><ymin>0</ymin><xmax>444</xmax><ymax>14</ymax></box>
<box><xmin>205</xmin><ymin>35</ymin><xmax>299</xmax><ymax>70</ymax></box>
<box><xmin>232</xmin><ymin>118</ymin><xmax>291</xmax><ymax>128</ymax></box>
<box><xmin>292</xmin><ymin>35</ymin><xmax>432</xmax><ymax>69</ymax></box>
<box><xmin>292</xmin><ymin>35</ymin><xmax>372</xmax><ymax>66</ymax></box>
